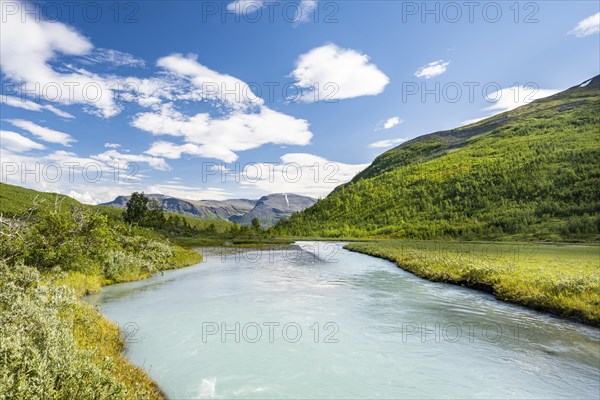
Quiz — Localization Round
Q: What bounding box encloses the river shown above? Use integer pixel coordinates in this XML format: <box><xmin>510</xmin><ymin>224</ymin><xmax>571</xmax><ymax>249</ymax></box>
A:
<box><xmin>86</xmin><ymin>242</ymin><xmax>600</xmax><ymax>399</ymax></box>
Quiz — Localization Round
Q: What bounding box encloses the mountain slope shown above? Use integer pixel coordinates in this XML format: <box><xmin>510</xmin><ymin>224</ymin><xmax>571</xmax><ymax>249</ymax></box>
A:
<box><xmin>277</xmin><ymin>76</ymin><xmax>600</xmax><ymax>240</ymax></box>
<box><xmin>234</xmin><ymin>194</ymin><xmax>317</xmax><ymax>227</ymax></box>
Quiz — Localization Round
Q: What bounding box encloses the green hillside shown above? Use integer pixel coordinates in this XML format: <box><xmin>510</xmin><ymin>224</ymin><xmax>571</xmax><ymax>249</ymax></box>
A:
<box><xmin>278</xmin><ymin>76</ymin><xmax>600</xmax><ymax>241</ymax></box>
<box><xmin>0</xmin><ymin>182</ymin><xmax>83</xmax><ymax>216</ymax></box>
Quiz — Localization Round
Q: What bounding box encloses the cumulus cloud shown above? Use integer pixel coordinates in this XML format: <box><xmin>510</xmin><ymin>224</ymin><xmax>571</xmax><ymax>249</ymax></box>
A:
<box><xmin>0</xmin><ymin>4</ymin><xmax>120</xmax><ymax>117</ymax></box>
<box><xmin>226</xmin><ymin>0</ymin><xmax>265</xmax><ymax>13</ymax></box>
<box><xmin>415</xmin><ymin>60</ymin><xmax>450</xmax><ymax>79</ymax></box>
<box><xmin>568</xmin><ymin>12</ymin><xmax>600</xmax><ymax>37</ymax></box>
<box><xmin>0</xmin><ymin>130</ymin><xmax>46</xmax><ymax>152</ymax></box>
<box><xmin>134</xmin><ymin>102</ymin><xmax>312</xmax><ymax>163</ymax></box>
<box><xmin>484</xmin><ymin>85</ymin><xmax>559</xmax><ymax>113</ymax></box>
<box><xmin>368</xmin><ymin>138</ymin><xmax>407</xmax><ymax>149</ymax></box>
<box><xmin>125</xmin><ymin>54</ymin><xmax>315</xmax><ymax>164</ymax></box>
<box><xmin>156</xmin><ymin>53</ymin><xmax>263</xmax><ymax>110</ymax></box>
<box><xmin>382</xmin><ymin>116</ymin><xmax>402</xmax><ymax>130</ymax></box>
<box><xmin>238</xmin><ymin>153</ymin><xmax>369</xmax><ymax>198</ymax></box>
<box><xmin>8</xmin><ymin>119</ymin><xmax>76</xmax><ymax>146</ymax></box>
<box><xmin>0</xmin><ymin>95</ymin><xmax>75</xmax><ymax>118</ymax></box>
<box><xmin>91</xmin><ymin>150</ymin><xmax>171</xmax><ymax>171</ymax></box>
<box><xmin>290</xmin><ymin>43</ymin><xmax>389</xmax><ymax>101</ymax></box>
<box><xmin>458</xmin><ymin>84</ymin><xmax>559</xmax><ymax>126</ymax></box>
<box><xmin>104</xmin><ymin>143</ymin><xmax>121</xmax><ymax>149</ymax></box>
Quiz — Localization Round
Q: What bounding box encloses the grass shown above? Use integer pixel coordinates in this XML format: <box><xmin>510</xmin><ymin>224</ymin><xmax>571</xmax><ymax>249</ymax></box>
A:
<box><xmin>345</xmin><ymin>240</ymin><xmax>600</xmax><ymax>326</ymax></box>
<box><xmin>69</xmin><ymin>299</ymin><xmax>164</xmax><ymax>400</ymax></box>
<box><xmin>0</xmin><ymin>182</ymin><xmax>82</xmax><ymax>217</ymax></box>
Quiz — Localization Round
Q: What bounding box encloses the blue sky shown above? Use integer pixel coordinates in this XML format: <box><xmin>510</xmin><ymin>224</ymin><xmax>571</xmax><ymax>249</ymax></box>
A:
<box><xmin>1</xmin><ymin>0</ymin><xmax>599</xmax><ymax>203</ymax></box>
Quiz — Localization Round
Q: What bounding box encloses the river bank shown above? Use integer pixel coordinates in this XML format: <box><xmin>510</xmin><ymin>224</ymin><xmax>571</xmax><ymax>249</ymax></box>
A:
<box><xmin>345</xmin><ymin>240</ymin><xmax>600</xmax><ymax>326</ymax></box>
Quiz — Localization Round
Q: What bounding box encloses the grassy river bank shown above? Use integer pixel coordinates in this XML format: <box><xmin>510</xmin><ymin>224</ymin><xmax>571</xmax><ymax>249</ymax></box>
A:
<box><xmin>345</xmin><ymin>240</ymin><xmax>600</xmax><ymax>326</ymax></box>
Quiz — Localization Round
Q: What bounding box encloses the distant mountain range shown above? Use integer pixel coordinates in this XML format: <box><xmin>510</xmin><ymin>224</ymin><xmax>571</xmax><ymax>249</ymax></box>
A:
<box><xmin>101</xmin><ymin>193</ymin><xmax>316</xmax><ymax>227</ymax></box>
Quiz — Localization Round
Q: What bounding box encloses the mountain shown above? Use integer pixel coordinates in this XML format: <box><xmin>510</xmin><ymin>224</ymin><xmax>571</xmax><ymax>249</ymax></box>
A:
<box><xmin>234</xmin><ymin>194</ymin><xmax>317</xmax><ymax>227</ymax></box>
<box><xmin>277</xmin><ymin>76</ymin><xmax>600</xmax><ymax>240</ymax></box>
<box><xmin>101</xmin><ymin>195</ymin><xmax>256</xmax><ymax>220</ymax></box>
<box><xmin>187</xmin><ymin>199</ymin><xmax>257</xmax><ymax>220</ymax></box>
<box><xmin>101</xmin><ymin>193</ymin><xmax>317</xmax><ymax>227</ymax></box>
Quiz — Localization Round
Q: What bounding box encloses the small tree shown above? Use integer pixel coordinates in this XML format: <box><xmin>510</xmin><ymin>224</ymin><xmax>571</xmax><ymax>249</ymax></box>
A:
<box><xmin>145</xmin><ymin>198</ymin><xmax>166</xmax><ymax>227</ymax></box>
<box><xmin>251</xmin><ymin>217</ymin><xmax>261</xmax><ymax>230</ymax></box>
<box><xmin>123</xmin><ymin>192</ymin><xmax>148</xmax><ymax>224</ymax></box>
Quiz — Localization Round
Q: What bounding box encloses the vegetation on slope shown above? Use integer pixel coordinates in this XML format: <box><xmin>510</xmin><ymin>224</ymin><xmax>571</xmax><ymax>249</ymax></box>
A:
<box><xmin>346</xmin><ymin>241</ymin><xmax>600</xmax><ymax>326</ymax></box>
<box><xmin>277</xmin><ymin>77</ymin><xmax>600</xmax><ymax>241</ymax></box>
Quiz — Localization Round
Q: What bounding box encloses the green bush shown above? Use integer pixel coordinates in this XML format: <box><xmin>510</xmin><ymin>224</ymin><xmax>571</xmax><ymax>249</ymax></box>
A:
<box><xmin>0</xmin><ymin>263</ymin><xmax>126</xmax><ymax>399</ymax></box>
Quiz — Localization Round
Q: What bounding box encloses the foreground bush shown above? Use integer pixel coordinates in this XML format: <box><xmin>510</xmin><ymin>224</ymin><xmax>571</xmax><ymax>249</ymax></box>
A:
<box><xmin>0</xmin><ymin>206</ymin><xmax>201</xmax><ymax>286</ymax></box>
<box><xmin>0</xmin><ymin>201</ymin><xmax>203</xmax><ymax>397</ymax></box>
<box><xmin>0</xmin><ymin>263</ymin><xmax>163</xmax><ymax>399</ymax></box>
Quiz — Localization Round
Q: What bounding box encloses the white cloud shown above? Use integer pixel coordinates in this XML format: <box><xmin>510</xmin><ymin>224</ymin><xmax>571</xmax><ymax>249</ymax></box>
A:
<box><xmin>0</xmin><ymin>146</ymin><xmax>134</xmax><ymax>204</ymax></box>
<box><xmin>156</xmin><ymin>53</ymin><xmax>263</xmax><ymax>110</ymax></box>
<box><xmin>484</xmin><ymin>85</ymin><xmax>559</xmax><ymax>113</ymax></box>
<box><xmin>415</xmin><ymin>60</ymin><xmax>450</xmax><ymax>79</ymax></box>
<box><xmin>368</xmin><ymin>138</ymin><xmax>407</xmax><ymax>149</ymax></box>
<box><xmin>145</xmin><ymin>184</ymin><xmax>233</xmax><ymax>201</ymax></box>
<box><xmin>91</xmin><ymin>150</ymin><xmax>171</xmax><ymax>171</ymax></box>
<box><xmin>458</xmin><ymin>117</ymin><xmax>488</xmax><ymax>127</ymax></box>
<box><xmin>134</xmin><ymin>103</ymin><xmax>312</xmax><ymax>163</ymax></box>
<box><xmin>568</xmin><ymin>12</ymin><xmax>600</xmax><ymax>37</ymax></box>
<box><xmin>290</xmin><ymin>43</ymin><xmax>389</xmax><ymax>101</ymax></box>
<box><xmin>239</xmin><ymin>153</ymin><xmax>369</xmax><ymax>198</ymax></box>
<box><xmin>0</xmin><ymin>95</ymin><xmax>75</xmax><ymax>118</ymax></box>
<box><xmin>458</xmin><ymin>85</ymin><xmax>559</xmax><ymax>127</ymax></box>
<box><xmin>82</xmin><ymin>48</ymin><xmax>146</xmax><ymax>67</ymax></box>
<box><xmin>226</xmin><ymin>0</ymin><xmax>265</xmax><ymax>14</ymax></box>
<box><xmin>8</xmin><ymin>119</ymin><xmax>76</xmax><ymax>146</ymax></box>
<box><xmin>145</xmin><ymin>141</ymin><xmax>206</xmax><ymax>160</ymax></box>
<box><xmin>227</xmin><ymin>0</ymin><xmax>317</xmax><ymax>23</ymax></box>
<box><xmin>294</xmin><ymin>0</ymin><xmax>318</xmax><ymax>24</ymax></box>
<box><xmin>44</xmin><ymin>105</ymin><xmax>75</xmax><ymax>119</ymax></box>
<box><xmin>0</xmin><ymin>130</ymin><xmax>46</xmax><ymax>152</ymax></box>
<box><xmin>104</xmin><ymin>143</ymin><xmax>121</xmax><ymax>149</ymax></box>
<box><xmin>0</xmin><ymin>2</ymin><xmax>120</xmax><ymax>117</ymax></box>
<box><xmin>382</xmin><ymin>116</ymin><xmax>402</xmax><ymax>130</ymax></box>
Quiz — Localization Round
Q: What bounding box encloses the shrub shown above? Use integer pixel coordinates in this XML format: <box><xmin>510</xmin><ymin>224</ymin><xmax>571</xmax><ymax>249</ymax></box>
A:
<box><xmin>0</xmin><ymin>263</ymin><xmax>126</xmax><ymax>399</ymax></box>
